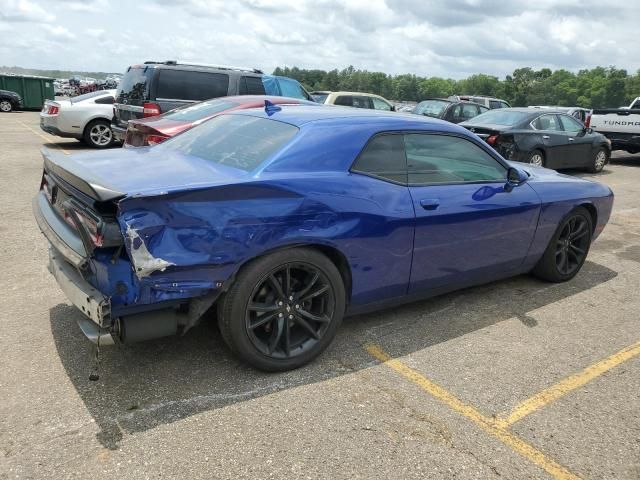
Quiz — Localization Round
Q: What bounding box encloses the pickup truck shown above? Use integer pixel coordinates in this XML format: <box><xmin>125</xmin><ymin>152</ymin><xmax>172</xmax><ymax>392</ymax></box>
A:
<box><xmin>589</xmin><ymin>97</ymin><xmax>640</xmax><ymax>154</ymax></box>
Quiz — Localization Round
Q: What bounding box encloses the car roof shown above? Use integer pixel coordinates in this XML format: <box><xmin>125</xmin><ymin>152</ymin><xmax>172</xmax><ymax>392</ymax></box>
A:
<box><xmin>230</xmin><ymin>104</ymin><xmax>466</xmax><ymax>132</ymax></box>
<box><xmin>328</xmin><ymin>91</ymin><xmax>390</xmax><ymax>100</ymax></box>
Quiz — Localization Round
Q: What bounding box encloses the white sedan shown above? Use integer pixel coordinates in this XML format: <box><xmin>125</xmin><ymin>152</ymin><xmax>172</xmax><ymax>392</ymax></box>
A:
<box><xmin>40</xmin><ymin>90</ymin><xmax>117</xmax><ymax>148</ymax></box>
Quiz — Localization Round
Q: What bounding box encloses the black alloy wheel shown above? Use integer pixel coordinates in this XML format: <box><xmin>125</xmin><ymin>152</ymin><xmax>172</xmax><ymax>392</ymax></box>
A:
<box><xmin>554</xmin><ymin>215</ymin><xmax>590</xmax><ymax>276</ymax></box>
<box><xmin>532</xmin><ymin>207</ymin><xmax>593</xmax><ymax>282</ymax></box>
<box><xmin>218</xmin><ymin>248</ymin><xmax>345</xmax><ymax>371</ymax></box>
<box><xmin>246</xmin><ymin>263</ymin><xmax>334</xmax><ymax>359</ymax></box>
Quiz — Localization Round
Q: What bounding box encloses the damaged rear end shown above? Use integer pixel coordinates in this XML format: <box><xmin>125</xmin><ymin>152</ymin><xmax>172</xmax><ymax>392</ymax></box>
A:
<box><xmin>33</xmin><ymin>149</ymin><xmax>220</xmax><ymax>346</ymax></box>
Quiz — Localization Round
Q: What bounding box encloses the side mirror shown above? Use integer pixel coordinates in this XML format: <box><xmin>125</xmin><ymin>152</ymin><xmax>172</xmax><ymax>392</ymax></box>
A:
<box><xmin>505</xmin><ymin>167</ymin><xmax>528</xmax><ymax>192</ymax></box>
<box><xmin>584</xmin><ymin>127</ymin><xmax>593</xmax><ymax>134</ymax></box>
<box><xmin>390</xmin><ymin>105</ymin><xmax>396</xmax><ymax>112</ymax></box>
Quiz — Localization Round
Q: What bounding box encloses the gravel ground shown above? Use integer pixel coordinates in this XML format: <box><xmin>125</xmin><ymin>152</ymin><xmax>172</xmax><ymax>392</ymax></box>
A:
<box><xmin>1</xmin><ymin>111</ymin><xmax>639</xmax><ymax>479</ymax></box>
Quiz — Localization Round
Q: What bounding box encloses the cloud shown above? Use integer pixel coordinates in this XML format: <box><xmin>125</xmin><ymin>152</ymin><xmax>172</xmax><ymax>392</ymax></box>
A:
<box><xmin>0</xmin><ymin>0</ymin><xmax>55</xmax><ymax>23</ymax></box>
<box><xmin>0</xmin><ymin>0</ymin><xmax>638</xmax><ymax>80</ymax></box>
<box><xmin>43</xmin><ymin>24</ymin><xmax>76</xmax><ymax>41</ymax></box>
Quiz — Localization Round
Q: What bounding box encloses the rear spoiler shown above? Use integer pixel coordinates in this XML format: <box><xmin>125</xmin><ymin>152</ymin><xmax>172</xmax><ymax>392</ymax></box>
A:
<box><xmin>41</xmin><ymin>148</ymin><xmax>125</xmax><ymax>202</ymax></box>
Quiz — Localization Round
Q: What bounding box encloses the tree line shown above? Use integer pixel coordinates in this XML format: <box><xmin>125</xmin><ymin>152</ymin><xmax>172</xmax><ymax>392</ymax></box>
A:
<box><xmin>273</xmin><ymin>65</ymin><xmax>640</xmax><ymax>108</ymax></box>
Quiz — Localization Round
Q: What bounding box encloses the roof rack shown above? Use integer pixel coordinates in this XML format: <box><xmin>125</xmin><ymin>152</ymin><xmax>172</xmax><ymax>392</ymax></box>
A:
<box><xmin>143</xmin><ymin>60</ymin><xmax>263</xmax><ymax>74</ymax></box>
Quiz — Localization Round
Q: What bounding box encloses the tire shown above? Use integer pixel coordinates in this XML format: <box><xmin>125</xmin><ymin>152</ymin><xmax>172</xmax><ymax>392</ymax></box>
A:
<box><xmin>0</xmin><ymin>100</ymin><xmax>13</xmax><ymax>113</ymax></box>
<box><xmin>588</xmin><ymin>147</ymin><xmax>608</xmax><ymax>173</ymax></box>
<box><xmin>532</xmin><ymin>207</ymin><xmax>593</xmax><ymax>282</ymax></box>
<box><xmin>83</xmin><ymin>119</ymin><xmax>114</xmax><ymax>148</ymax></box>
<box><xmin>218</xmin><ymin>248</ymin><xmax>346</xmax><ymax>371</ymax></box>
<box><xmin>527</xmin><ymin>149</ymin><xmax>545</xmax><ymax>167</ymax></box>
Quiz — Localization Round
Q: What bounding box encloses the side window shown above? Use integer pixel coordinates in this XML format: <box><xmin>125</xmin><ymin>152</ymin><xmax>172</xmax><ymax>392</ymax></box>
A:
<box><xmin>351</xmin><ymin>134</ymin><xmax>407</xmax><ymax>184</ymax></box>
<box><xmin>489</xmin><ymin>100</ymin><xmax>502</xmax><ymax>109</ymax></box>
<box><xmin>239</xmin><ymin>76</ymin><xmax>266</xmax><ymax>95</ymax></box>
<box><xmin>499</xmin><ymin>101</ymin><xmax>510</xmax><ymax>109</ymax></box>
<box><xmin>352</xmin><ymin>96</ymin><xmax>372</xmax><ymax>109</ymax></box>
<box><xmin>559</xmin><ymin>114</ymin><xmax>584</xmax><ymax>133</ymax></box>
<box><xmin>450</xmin><ymin>104</ymin><xmax>462</xmax><ymax>119</ymax></box>
<box><xmin>334</xmin><ymin>95</ymin><xmax>353</xmax><ymax>107</ymax></box>
<box><xmin>95</xmin><ymin>96</ymin><xmax>115</xmax><ymax>105</ymax></box>
<box><xmin>405</xmin><ymin>134</ymin><xmax>506</xmax><ymax>185</ymax></box>
<box><xmin>372</xmin><ymin>97</ymin><xmax>392</xmax><ymax>111</ymax></box>
<box><xmin>479</xmin><ymin>105</ymin><xmax>489</xmax><ymax>114</ymax></box>
<box><xmin>462</xmin><ymin>103</ymin><xmax>479</xmax><ymax>119</ymax></box>
<box><xmin>157</xmin><ymin>70</ymin><xmax>230</xmax><ymax>101</ymax></box>
<box><xmin>532</xmin><ymin>114</ymin><xmax>562</xmax><ymax>131</ymax></box>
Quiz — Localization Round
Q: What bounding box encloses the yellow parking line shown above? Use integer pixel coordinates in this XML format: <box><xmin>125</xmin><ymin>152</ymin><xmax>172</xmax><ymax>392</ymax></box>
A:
<box><xmin>496</xmin><ymin>340</ymin><xmax>640</xmax><ymax>428</ymax></box>
<box><xmin>19</xmin><ymin>122</ymin><xmax>70</xmax><ymax>155</ymax></box>
<box><xmin>365</xmin><ymin>343</ymin><xmax>580</xmax><ymax>480</ymax></box>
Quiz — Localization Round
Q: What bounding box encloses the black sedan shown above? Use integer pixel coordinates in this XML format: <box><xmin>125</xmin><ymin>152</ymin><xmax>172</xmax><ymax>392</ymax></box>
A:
<box><xmin>460</xmin><ymin>108</ymin><xmax>611</xmax><ymax>173</ymax></box>
<box><xmin>412</xmin><ymin>99</ymin><xmax>488</xmax><ymax>124</ymax></box>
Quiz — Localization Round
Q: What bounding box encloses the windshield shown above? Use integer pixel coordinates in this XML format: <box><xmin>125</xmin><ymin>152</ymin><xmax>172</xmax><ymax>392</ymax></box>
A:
<box><xmin>160</xmin><ymin>114</ymin><xmax>299</xmax><ymax>172</ymax></box>
<box><xmin>466</xmin><ymin>110</ymin><xmax>529</xmax><ymax>126</ymax></box>
<box><xmin>312</xmin><ymin>93</ymin><xmax>329</xmax><ymax>104</ymax></box>
<box><xmin>71</xmin><ymin>90</ymin><xmax>109</xmax><ymax>104</ymax></box>
<box><xmin>413</xmin><ymin>100</ymin><xmax>449</xmax><ymax>117</ymax></box>
<box><xmin>163</xmin><ymin>99</ymin><xmax>240</xmax><ymax>122</ymax></box>
<box><xmin>117</xmin><ymin>66</ymin><xmax>153</xmax><ymax>102</ymax></box>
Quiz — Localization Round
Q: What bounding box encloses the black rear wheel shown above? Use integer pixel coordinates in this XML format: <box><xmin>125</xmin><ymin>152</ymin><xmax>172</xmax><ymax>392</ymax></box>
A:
<box><xmin>527</xmin><ymin>150</ymin><xmax>545</xmax><ymax>167</ymax></box>
<box><xmin>532</xmin><ymin>207</ymin><xmax>592</xmax><ymax>282</ymax></box>
<box><xmin>218</xmin><ymin>248</ymin><xmax>345</xmax><ymax>371</ymax></box>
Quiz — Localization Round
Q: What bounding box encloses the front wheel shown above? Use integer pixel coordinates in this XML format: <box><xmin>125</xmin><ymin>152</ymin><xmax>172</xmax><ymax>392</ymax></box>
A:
<box><xmin>532</xmin><ymin>207</ymin><xmax>592</xmax><ymax>282</ymax></box>
<box><xmin>84</xmin><ymin>119</ymin><xmax>114</xmax><ymax>148</ymax></box>
<box><xmin>0</xmin><ymin>100</ymin><xmax>13</xmax><ymax>112</ymax></box>
<box><xmin>218</xmin><ymin>248</ymin><xmax>346</xmax><ymax>371</ymax></box>
<box><xmin>588</xmin><ymin>148</ymin><xmax>608</xmax><ymax>173</ymax></box>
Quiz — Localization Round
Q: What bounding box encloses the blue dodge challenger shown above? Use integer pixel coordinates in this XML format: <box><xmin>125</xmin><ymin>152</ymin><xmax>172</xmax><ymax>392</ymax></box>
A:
<box><xmin>33</xmin><ymin>104</ymin><xmax>614</xmax><ymax>371</ymax></box>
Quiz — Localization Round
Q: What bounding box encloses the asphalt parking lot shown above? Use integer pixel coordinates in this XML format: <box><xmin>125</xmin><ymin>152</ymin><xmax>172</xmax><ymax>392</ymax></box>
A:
<box><xmin>1</xmin><ymin>111</ymin><xmax>639</xmax><ymax>480</ymax></box>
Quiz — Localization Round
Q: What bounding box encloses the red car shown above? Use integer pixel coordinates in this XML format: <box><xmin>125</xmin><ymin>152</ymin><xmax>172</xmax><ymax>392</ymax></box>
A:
<box><xmin>124</xmin><ymin>95</ymin><xmax>315</xmax><ymax>147</ymax></box>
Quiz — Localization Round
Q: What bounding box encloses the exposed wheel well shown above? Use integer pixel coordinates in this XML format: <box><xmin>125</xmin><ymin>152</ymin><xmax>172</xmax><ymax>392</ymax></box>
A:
<box><xmin>579</xmin><ymin>203</ymin><xmax>598</xmax><ymax>233</ymax></box>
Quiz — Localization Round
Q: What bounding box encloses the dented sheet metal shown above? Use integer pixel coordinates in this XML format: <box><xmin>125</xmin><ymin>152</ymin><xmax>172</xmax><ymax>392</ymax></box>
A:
<box><xmin>125</xmin><ymin>224</ymin><xmax>175</xmax><ymax>278</ymax></box>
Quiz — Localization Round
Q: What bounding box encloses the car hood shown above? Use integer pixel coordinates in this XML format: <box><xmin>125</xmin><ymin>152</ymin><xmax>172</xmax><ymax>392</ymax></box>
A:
<box><xmin>42</xmin><ymin>146</ymin><xmax>250</xmax><ymax>202</ymax></box>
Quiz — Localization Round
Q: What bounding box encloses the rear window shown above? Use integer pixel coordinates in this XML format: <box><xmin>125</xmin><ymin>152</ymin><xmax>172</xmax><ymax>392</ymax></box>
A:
<box><xmin>163</xmin><ymin>99</ymin><xmax>240</xmax><ymax>122</ymax></box>
<box><xmin>413</xmin><ymin>100</ymin><xmax>449</xmax><ymax>117</ymax></box>
<box><xmin>117</xmin><ymin>66</ymin><xmax>153</xmax><ymax>101</ymax></box>
<box><xmin>71</xmin><ymin>90</ymin><xmax>109</xmax><ymax>104</ymax></box>
<box><xmin>467</xmin><ymin>110</ymin><xmax>529</xmax><ymax>126</ymax></box>
<box><xmin>160</xmin><ymin>114</ymin><xmax>298</xmax><ymax>171</ymax></box>
<box><xmin>277</xmin><ymin>77</ymin><xmax>308</xmax><ymax>100</ymax></box>
<box><xmin>157</xmin><ymin>70</ymin><xmax>229</xmax><ymax>101</ymax></box>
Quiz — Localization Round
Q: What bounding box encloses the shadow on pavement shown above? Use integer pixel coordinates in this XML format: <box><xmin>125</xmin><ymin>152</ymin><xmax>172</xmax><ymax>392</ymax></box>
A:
<box><xmin>50</xmin><ymin>260</ymin><xmax>617</xmax><ymax>449</ymax></box>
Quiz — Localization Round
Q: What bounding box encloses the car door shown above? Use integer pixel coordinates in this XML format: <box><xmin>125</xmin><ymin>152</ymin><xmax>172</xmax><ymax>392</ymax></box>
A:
<box><xmin>530</xmin><ymin>114</ymin><xmax>567</xmax><ymax>168</ymax></box>
<box><xmin>404</xmin><ymin>133</ymin><xmax>541</xmax><ymax>294</ymax></box>
<box><xmin>558</xmin><ymin>114</ymin><xmax>592</xmax><ymax>168</ymax></box>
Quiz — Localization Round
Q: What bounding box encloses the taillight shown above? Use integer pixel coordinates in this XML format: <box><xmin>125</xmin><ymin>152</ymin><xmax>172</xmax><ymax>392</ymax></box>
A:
<box><xmin>584</xmin><ymin>113</ymin><xmax>591</xmax><ymax>128</ymax></box>
<box><xmin>47</xmin><ymin>105</ymin><xmax>59</xmax><ymax>115</ymax></box>
<box><xmin>487</xmin><ymin>135</ymin><xmax>498</xmax><ymax>145</ymax></box>
<box><xmin>143</xmin><ymin>102</ymin><xmax>161</xmax><ymax>117</ymax></box>
<box><xmin>62</xmin><ymin>205</ymin><xmax>104</xmax><ymax>247</ymax></box>
<box><xmin>41</xmin><ymin>176</ymin><xmax>53</xmax><ymax>203</ymax></box>
<box><xmin>146</xmin><ymin>134</ymin><xmax>169</xmax><ymax>146</ymax></box>
<box><xmin>74</xmin><ymin>209</ymin><xmax>103</xmax><ymax>247</ymax></box>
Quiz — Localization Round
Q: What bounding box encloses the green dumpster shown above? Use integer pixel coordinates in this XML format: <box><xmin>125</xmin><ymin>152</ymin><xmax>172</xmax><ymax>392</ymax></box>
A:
<box><xmin>0</xmin><ymin>74</ymin><xmax>55</xmax><ymax>110</ymax></box>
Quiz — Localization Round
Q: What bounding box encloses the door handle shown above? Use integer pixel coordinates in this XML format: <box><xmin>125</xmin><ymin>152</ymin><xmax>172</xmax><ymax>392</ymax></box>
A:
<box><xmin>420</xmin><ymin>199</ymin><xmax>440</xmax><ymax>210</ymax></box>
<box><xmin>568</xmin><ymin>137</ymin><xmax>575</xmax><ymax>141</ymax></box>
<box><xmin>542</xmin><ymin>135</ymin><xmax>550</xmax><ymax>139</ymax></box>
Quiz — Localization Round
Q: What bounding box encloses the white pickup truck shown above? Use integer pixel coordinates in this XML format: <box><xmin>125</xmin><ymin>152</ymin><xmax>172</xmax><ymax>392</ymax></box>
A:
<box><xmin>589</xmin><ymin>97</ymin><xmax>640</xmax><ymax>154</ymax></box>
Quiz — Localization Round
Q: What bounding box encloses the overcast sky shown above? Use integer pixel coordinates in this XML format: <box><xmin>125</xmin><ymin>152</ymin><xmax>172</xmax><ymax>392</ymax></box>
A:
<box><xmin>1</xmin><ymin>0</ymin><xmax>638</xmax><ymax>79</ymax></box>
